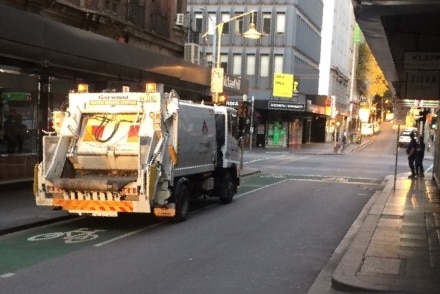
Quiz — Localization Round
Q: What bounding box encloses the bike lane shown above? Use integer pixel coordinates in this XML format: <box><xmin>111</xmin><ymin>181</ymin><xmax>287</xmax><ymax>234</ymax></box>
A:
<box><xmin>0</xmin><ymin>216</ymin><xmax>153</xmax><ymax>277</ymax></box>
<box><xmin>0</xmin><ymin>174</ymin><xmax>284</xmax><ymax>277</ymax></box>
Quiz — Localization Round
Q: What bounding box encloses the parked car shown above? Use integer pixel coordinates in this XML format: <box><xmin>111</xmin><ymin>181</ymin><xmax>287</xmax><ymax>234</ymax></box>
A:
<box><xmin>361</xmin><ymin>123</ymin><xmax>374</xmax><ymax>136</ymax></box>
<box><xmin>398</xmin><ymin>128</ymin><xmax>418</xmax><ymax>147</ymax></box>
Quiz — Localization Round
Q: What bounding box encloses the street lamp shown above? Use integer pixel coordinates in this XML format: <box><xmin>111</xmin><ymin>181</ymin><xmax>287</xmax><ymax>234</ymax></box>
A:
<box><xmin>210</xmin><ymin>10</ymin><xmax>262</xmax><ymax>104</ymax></box>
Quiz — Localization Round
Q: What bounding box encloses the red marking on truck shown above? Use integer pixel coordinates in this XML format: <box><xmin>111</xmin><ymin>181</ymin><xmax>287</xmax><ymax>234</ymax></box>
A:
<box><xmin>127</xmin><ymin>125</ymin><xmax>140</xmax><ymax>142</ymax></box>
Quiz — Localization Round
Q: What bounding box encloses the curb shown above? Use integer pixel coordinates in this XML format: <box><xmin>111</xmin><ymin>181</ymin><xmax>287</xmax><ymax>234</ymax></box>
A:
<box><xmin>331</xmin><ymin>175</ymin><xmax>394</xmax><ymax>292</ymax></box>
<box><xmin>0</xmin><ymin>215</ymin><xmax>76</xmax><ymax>236</ymax></box>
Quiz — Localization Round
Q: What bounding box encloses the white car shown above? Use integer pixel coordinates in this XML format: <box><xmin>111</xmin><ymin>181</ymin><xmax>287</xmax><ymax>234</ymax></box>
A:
<box><xmin>361</xmin><ymin>123</ymin><xmax>374</xmax><ymax>136</ymax></box>
<box><xmin>398</xmin><ymin>128</ymin><xmax>418</xmax><ymax>147</ymax></box>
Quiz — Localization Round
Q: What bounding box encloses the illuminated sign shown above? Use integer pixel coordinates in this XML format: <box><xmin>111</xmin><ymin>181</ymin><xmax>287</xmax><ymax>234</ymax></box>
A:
<box><xmin>268</xmin><ymin>101</ymin><xmax>305</xmax><ymax>111</ymax></box>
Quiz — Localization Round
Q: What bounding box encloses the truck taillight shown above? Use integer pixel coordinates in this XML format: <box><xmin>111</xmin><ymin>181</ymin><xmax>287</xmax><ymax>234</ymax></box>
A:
<box><xmin>46</xmin><ymin>186</ymin><xmax>64</xmax><ymax>193</ymax></box>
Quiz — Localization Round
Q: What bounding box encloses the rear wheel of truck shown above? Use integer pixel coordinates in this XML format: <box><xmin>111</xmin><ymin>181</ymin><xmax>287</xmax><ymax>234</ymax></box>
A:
<box><xmin>171</xmin><ymin>180</ymin><xmax>190</xmax><ymax>223</ymax></box>
<box><xmin>219</xmin><ymin>173</ymin><xmax>234</xmax><ymax>204</ymax></box>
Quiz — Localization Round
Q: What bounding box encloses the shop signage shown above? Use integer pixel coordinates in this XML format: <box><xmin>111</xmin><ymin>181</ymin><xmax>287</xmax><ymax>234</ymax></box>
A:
<box><xmin>393</xmin><ymin>100</ymin><xmax>406</xmax><ymax>125</ymax></box>
<box><xmin>223</xmin><ymin>75</ymin><xmax>241</xmax><ymax>91</ymax></box>
<box><xmin>268</xmin><ymin>101</ymin><xmax>305</xmax><ymax>111</ymax></box>
<box><xmin>225</xmin><ymin>100</ymin><xmax>239</xmax><ymax>108</ymax></box>
<box><xmin>395</xmin><ymin>99</ymin><xmax>439</xmax><ymax>108</ymax></box>
<box><xmin>404</xmin><ymin>52</ymin><xmax>440</xmax><ymax>70</ymax></box>
<box><xmin>405</xmin><ymin>71</ymin><xmax>440</xmax><ymax>99</ymax></box>
<box><xmin>273</xmin><ymin>73</ymin><xmax>293</xmax><ymax>98</ymax></box>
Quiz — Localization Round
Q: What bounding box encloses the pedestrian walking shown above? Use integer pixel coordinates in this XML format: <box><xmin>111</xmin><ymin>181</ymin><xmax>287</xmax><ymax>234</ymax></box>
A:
<box><xmin>415</xmin><ymin>135</ymin><xmax>425</xmax><ymax>177</ymax></box>
<box><xmin>406</xmin><ymin>131</ymin><xmax>417</xmax><ymax>178</ymax></box>
<box><xmin>341</xmin><ymin>132</ymin><xmax>347</xmax><ymax>153</ymax></box>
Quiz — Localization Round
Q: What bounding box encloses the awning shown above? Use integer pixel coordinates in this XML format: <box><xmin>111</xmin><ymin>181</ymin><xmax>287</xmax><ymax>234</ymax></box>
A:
<box><xmin>0</xmin><ymin>4</ymin><xmax>210</xmax><ymax>94</ymax></box>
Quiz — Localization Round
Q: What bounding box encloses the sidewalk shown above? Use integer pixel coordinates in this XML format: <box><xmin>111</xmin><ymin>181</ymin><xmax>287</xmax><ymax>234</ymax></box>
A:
<box><xmin>332</xmin><ymin>175</ymin><xmax>440</xmax><ymax>293</ymax></box>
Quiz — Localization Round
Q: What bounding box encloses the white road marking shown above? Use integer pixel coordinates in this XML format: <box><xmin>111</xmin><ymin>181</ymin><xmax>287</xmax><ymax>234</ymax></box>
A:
<box><xmin>93</xmin><ymin>227</ymin><xmax>147</xmax><ymax>247</ymax></box>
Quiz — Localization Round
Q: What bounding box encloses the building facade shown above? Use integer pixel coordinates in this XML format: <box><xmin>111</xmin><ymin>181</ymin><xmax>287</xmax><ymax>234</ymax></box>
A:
<box><xmin>318</xmin><ymin>0</ymin><xmax>357</xmax><ymax>142</ymax></box>
<box><xmin>187</xmin><ymin>0</ymin><xmax>325</xmax><ymax>147</ymax></box>
<box><xmin>0</xmin><ymin>0</ymin><xmax>212</xmax><ymax>182</ymax></box>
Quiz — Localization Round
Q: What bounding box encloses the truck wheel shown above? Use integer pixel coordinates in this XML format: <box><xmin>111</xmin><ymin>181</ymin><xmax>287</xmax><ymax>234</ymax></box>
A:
<box><xmin>219</xmin><ymin>173</ymin><xmax>234</xmax><ymax>204</ymax></box>
<box><xmin>171</xmin><ymin>181</ymin><xmax>190</xmax><ymax>223</ymax></box>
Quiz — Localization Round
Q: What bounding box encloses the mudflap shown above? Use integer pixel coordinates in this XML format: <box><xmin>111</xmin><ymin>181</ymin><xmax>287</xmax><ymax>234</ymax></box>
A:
<box><xmin>153</xmin><ymin>203</ymin><xmax>176</xmax><ymax>218</ymax></box>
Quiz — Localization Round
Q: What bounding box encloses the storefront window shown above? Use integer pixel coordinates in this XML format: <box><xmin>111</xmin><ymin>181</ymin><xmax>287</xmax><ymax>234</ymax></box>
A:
<box><xmin>266</xmin><ymin>121</ymin><xmax>288</xmax><ymax>147</ymax></box>
<box><xmin>1</xmin><ymin>92</ymin><xmax>37</xmax><ymax>154</ymax></box>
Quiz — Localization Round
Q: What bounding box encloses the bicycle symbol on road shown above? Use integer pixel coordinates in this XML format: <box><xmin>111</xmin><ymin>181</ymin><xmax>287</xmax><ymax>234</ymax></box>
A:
<box><xmin>27</xmin><ymin>228</ymin><xmax>105</xmax><ymax>244</ymax></box>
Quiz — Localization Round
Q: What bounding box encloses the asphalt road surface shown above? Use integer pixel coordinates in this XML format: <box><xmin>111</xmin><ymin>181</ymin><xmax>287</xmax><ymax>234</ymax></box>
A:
<box><xmin>0</xmin><ymin>122</ymin><xmax>432</xmax><ymax>293</ymax></box>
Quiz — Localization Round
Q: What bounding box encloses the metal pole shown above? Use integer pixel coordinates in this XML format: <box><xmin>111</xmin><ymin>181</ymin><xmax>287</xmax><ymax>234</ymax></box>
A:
<box><xmin>240</xmin><ymin>137</ymin><xmax>244</xmax><ymax>170</ymax></box>
<box><xmin>394</xmin><ymin>124</ymin><xmax>400</xmax><ymax>190</ymax></box>
<box><xmin>249</xmin><ymin>96</ymin><xmax>254</xmax><ymax>152</ymax></box>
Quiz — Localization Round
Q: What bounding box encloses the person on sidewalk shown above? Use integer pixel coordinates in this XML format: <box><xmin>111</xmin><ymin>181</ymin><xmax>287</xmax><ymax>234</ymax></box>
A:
<box><xmin>415</xmin><ymin>135</ymin><xmax>425</xmax><ymax>177</ymax></box>
<box><xmin>406</xmin><ymin>131</ymin><xmax>417</xmax><ymax>178</ymax></box>
<box><xmin>341</xmin><ymin>132</ymin><xmax>347</xmax><ymax>153</ymax></box>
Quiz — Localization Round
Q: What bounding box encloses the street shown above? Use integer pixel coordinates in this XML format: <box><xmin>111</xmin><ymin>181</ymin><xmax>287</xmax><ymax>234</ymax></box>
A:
<box><xmin>0</xmin><ymin>122</ymin><xmax>433</xmax><ymax>294</ymax></box>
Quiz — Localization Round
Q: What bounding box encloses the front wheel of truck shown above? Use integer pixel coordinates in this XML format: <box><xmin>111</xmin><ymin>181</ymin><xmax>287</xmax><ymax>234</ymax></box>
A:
<box><xmin>171</xmin><ymin>180</ymin><xmax>190</xmax><ymax>223</ymax></box>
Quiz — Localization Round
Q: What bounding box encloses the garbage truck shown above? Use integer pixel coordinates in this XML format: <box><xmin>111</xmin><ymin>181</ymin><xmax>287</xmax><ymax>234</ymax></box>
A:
<box><xmin>33</xmin><ymin>84</ymin><xmax>241</xmax><ymax>222</ymax></box>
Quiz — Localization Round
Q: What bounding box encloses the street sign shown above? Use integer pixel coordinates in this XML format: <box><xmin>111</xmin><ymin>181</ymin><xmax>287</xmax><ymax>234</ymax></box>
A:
<box><xmin>211</xmin><ymin>68</ymin><xmax>224</xmax><ymax>93</ymax></box>
<box><xmin>393</xmin><ymin>100</ymin><xmax>406</xmax><ymax>125</ymax></box>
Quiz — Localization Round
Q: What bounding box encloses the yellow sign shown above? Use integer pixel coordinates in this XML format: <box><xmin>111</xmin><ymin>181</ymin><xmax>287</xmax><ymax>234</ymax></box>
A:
<box><xmin>273</xmin><ymin>73</ymin><xmax>293</xmax><ymax>98</ymax></box>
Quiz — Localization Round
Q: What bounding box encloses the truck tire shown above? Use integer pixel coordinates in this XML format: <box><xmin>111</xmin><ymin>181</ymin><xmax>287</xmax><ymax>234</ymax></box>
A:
<box><xmin>219</xmin><ymin>173</ymin><xmax>234</xmax><ymax>204</ymax></box>
<box><xmin>171</xmin><ymin>180</ymin><xmax>190</xmax><ymax>222</ymax></box>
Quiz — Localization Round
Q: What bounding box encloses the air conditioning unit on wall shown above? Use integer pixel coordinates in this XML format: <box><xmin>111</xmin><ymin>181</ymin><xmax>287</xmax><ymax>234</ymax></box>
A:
<box><xmin>184</xmin><ymin>43</ymin><xmax>200</xmax><ymax>65</ymax></box>
<box><xmin>176</xmin><ymin>13</ymin><xmax>185</xmax><ymax>26</ymax></box>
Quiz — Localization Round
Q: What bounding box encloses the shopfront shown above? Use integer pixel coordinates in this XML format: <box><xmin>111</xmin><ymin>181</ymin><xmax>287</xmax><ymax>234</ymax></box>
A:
<box><xmin>265</xmin><ymin>100</ymin><xmax>307</xmax><ymax>148</ymax></box>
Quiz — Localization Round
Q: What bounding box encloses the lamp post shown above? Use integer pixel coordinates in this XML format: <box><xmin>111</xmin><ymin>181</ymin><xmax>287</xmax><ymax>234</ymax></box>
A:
<box><xmin>249</xmin><ymin>95</ymin><xmax>255</xmax><ymax>152</ymax></box>
<box><xmin>209</xmin><ymin>10</ymin><xmax>262</xmax><ymax>104</ymax></box>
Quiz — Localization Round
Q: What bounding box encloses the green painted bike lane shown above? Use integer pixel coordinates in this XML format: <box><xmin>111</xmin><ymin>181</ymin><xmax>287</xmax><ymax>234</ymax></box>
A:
<box><xmin>0</xmin><ymin>216</ymin><xmax>153</xmax><ymax>276</ymax></box>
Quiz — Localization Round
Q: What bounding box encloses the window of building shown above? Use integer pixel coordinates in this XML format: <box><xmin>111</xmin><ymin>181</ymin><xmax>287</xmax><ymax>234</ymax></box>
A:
<box><xmin>195</xmin><ymin>13</ymin><xmax>203</xmax><ymax>33</ymax></box>
<box><xmin>260</xmin><ymin>55</ymin><xmax>270</xmax><ymax>77</ymax></box>
<box><xmin>104</xmin><ymin>0</ymin><xmax>119</xmax><ymax>14</ymax></box>
<box><xmin>208</xmin><ymin>13</ymin><xmax>217</xmax><ymax>35</ymax></box>
<box><xmin>274</xmin><ymin>55</ymin><xmax>284</xmax><ymax>74</ymax></box>
<box><xmin>276</xmin><ymin>13</ymin><xmax>285</xmax><ymax>34</ymax></box>
<box><xmin>263</xmin><ymin>13</ymin><xmax>271</xmax><ymax>35</ymax></box>
<box><xmin>247</xmin><ymin>55</ymin><xmax>256</xmax><ymax>76</ymax></box>
<box><xmin>221</xmin><ymin>13</ymin><xmax>230</xmax><ymax>34</ymax></box>
<box><xmin>233</xmin><ymin>55</ymin><xmax>242</xmax><ymax>76</ymax></box>
<box><xmin>234</xmin><ymin>13</ymin><xmax>243</xmax><ymax>35</ymax></box>
<box><xmin>175</xmin><ymin>0</ymin><xmax>184</xmax><ymax>13</ymax></box>
<box><xmin>207</xmin><ymin>53</ymin><xmax>213</xmax><ymax>68</ymax></box>
<box><xmin>220</xmin><ymin>54</ymin><xmax>228</xmax><ymax>71</ymax></box>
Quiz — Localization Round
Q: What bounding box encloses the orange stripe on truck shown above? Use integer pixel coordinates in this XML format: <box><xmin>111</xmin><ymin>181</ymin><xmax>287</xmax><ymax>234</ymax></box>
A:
<box><xmin>53</xmin><ymin>199</ymin><xmax>133</xmax><ymax>212</ymax></box>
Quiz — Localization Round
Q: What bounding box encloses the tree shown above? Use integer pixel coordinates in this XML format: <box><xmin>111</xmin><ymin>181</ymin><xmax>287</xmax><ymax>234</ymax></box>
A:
<box><xmin>356</xmin><ymin>42</ymin><xmax>389</xmax><ymax>103</ymax></box>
